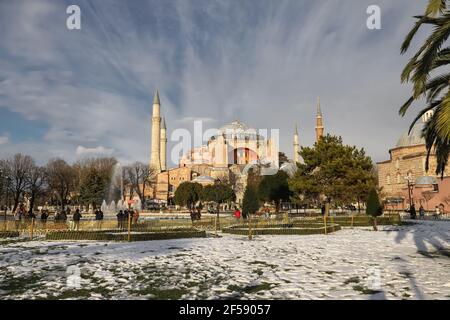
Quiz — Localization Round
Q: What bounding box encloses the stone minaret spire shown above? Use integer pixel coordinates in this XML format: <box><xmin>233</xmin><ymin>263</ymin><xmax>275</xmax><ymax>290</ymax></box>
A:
<box><xmin>160</xmin><ymin>117</ymin><xmax>167</xmax><ymax>171</ymax></box>
<box><xmin>150</xmin><ymin>90</ymin><xmax>162</xmax><ymax>172</ymax></box>
<box><xmin>315</xmin><ymin>97</ymin><xmax>324</xmax><ymax>143</ymax></box>
<box><xmin>293</xmin><ymin>124</ymin><xmax>300</xmax><ymax>163</ymax></box>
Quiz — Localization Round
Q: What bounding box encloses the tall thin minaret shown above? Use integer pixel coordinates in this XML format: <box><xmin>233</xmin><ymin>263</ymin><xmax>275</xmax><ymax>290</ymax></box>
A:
<box><xmin>315</xmin><ymin>97</ymin><xmax>324</xmax><ymax>143</ymax></box>
<box><xmin>293</xmin><ymin>124</ymin><xmax>300</xmax><ymax>163</ymax></box>
<box><xmin>150</xmin><ymin>90</ymin><xmax>162</xmax><ymax>172</ymax></box>
<box><xmin>160</xmin><ymin>117</ymin><xmax>167</xmax><ymax>171</ymax></box>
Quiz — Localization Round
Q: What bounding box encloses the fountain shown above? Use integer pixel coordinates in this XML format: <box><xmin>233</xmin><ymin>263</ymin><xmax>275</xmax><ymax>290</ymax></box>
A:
<box><xmin>100</xmin><ymin>162</ymin><xmax>126</xmax><ymax>216</ymax></box>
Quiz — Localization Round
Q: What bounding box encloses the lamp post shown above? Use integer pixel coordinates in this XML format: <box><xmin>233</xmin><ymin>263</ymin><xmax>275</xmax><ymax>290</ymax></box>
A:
<box><xmin>404</xmin><ymin>175</ymin><xmax>414</xmax><ymax>211</ymax></box>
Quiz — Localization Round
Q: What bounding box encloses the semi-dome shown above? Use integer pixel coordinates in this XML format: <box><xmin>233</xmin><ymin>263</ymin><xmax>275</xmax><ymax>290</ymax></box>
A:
<box><xmin>395</xmin><ymin>121</ymin><xmax>425</xmax><ymax>148</ymax></box>
<box><xmin>280</xmin><ymin>161</ymin><xmax>298</xmax><ymax>177</ymax></box>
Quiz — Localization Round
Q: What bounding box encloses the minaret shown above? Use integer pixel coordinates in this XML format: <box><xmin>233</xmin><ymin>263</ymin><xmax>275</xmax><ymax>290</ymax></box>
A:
<box><xmin>150</xmin><ymin>90</ymin><xmax>162</xmax><ymax>172</ymax></box>
<box><xmin>293</xmin><ymin>124</ymin><xmax>300</xmax><ymax>163</ymax></box>
<box><xmin>315</xmin><ymin>97</ymin><xmax>324</xmax><ymax>143</ymax></box>
<box><xmin>160</xmin><ymin>117</ymin><xmax>167</xmax><ymax>171</ymax></box>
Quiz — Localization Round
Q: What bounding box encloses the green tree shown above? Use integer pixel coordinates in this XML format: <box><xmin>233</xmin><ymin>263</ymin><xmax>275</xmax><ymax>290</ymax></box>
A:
<box><xmin>366</xmin><ymin>188</ymin><xmax>383</xmax><ymax>231</ymax></box>
<box><xmin>174</xmin><ymin>182</ymin><xmax>203</xmax><ymax>213</ymax></box>
<box><xmin>79</xmin><ymin>169</ymin><xmax>106</xmax><ymax>209</ymax></box>
<box><xmin>242</xmin><ymin>185</ymin><xmax>259</xmax><ymax>220</ymax></box>
<box><xmin>201</xmin><ymin>183</ymin><xmax>235</xmax><ymax>217</ymax></box>
<box><xmin>289</xmin><ymin>135</ymin><xmax>376</xmax><ymax>208</ymax></box>
<box><xmin>258</xmin><ymin>170</ymin><xmax>292</xmax><ymax>213</ymax></box>
<box><xmin>400</xmin><ymin>0</ymin><xmax>450</xmax><ymax>177</ymax></box>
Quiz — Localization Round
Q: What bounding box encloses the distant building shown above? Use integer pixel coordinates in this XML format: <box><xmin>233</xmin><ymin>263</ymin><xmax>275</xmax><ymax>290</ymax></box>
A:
<box><xmin>377</xmin><ymin>111</ymin><xmax>450</xmax><ymax>211</ymax></box>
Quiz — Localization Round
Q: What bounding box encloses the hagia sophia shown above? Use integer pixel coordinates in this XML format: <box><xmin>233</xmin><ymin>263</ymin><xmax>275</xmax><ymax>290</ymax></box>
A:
<box><xmin>145</xmin><ymin>91</ymin><xmax>324</xmax><ymax>204</ymax></box>
<box><xmin>144</xmin><ymin>90</ymin><xmax>449</xmax><ymax>211</ymax></box>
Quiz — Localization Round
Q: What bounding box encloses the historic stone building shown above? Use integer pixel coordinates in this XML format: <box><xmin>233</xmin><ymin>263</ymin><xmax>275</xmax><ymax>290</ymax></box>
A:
<box><xmin>377</xmin><ymin>111</ymin><xmax>450</xmax><ymax>211</ymax></box>
<box><xmin>147</xmin><ymin>91</ymin><xmax>325</xmax><ymax>205</ymax></box>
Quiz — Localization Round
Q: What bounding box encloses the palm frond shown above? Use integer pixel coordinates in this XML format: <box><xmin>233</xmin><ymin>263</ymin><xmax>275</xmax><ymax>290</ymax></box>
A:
<box><xmin>426</xmin><ymin>0</ymin><xmax>447</xmax><ymax>17</ymax></box>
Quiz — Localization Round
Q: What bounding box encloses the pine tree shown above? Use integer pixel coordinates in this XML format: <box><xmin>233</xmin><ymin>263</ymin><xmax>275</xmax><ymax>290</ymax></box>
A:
<box><xmin>242</xmin><ymin>186</ymin><xmax>259</xmax><ymax>220</ymax></box>
<box><xmin>366</xmin><ymin>188</ymin><xmax>383</xmax><ymax>231</ymax></box>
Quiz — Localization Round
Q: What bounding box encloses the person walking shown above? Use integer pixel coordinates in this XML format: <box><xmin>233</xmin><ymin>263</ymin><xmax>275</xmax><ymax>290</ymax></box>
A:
<box><xmin>132</xmin><ymin>209</ymin><xmax>139</xmax><ymax>226</ymax></box>
<box><xmin>95</xmin><ymin>209</ymin><xmax>104</xmax><ymax>230</ymax></box>
<box><xmin>116</xmin><ymin>210</ymin><xmax>124</xmax><ymax>230</ymax></box>
<box><xmin>434</xmin><ymin>206</ymin><xmax>440</xmax><ymax>220</ymax></box>
<box><xmin>72</xmin><ymin>209</ymin><xmax>82</xmax><ymax>231</ymax></box>
<box><xmin>40</xmin><ymin>210</ymin><xmax>48</xmax><ymax>229</ymax></box>
<box><xmin>321</xmin><ymin>204</ymin><xmax>326</xmax><ymax>216</ymax></box>
<box><xmin>234</xmin><ymin>207</ymin><xmax>241</xmax><ymax>220</ymax></box>
<box><xmin>419</xmin><ymin>205</ymin><xmax>425</xmax><ymax>220</ymax></box>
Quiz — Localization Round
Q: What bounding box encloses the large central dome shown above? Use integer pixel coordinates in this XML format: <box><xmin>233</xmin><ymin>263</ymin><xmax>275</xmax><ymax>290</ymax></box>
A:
<box><xmin>395</xmin><ymin>120</ymin><xmax>426</xmax><ymax>148</ymax></box>
<box><xmin>219</xmin><ymin>120</ymin><xmax>251</xmax><ymax>132</ymax></box>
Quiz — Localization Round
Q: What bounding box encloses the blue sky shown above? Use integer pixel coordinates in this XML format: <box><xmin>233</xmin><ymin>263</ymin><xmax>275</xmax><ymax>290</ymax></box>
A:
<box><xmin>0</xmin><ymin>0</ymin><xmax>430</xmax><ymax>166</ymax></box>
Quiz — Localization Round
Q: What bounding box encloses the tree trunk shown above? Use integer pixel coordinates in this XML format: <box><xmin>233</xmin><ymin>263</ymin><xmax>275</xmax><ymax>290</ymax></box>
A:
<box><xmin>13</xmin><ymin>192</ymin><xmax>20</xmax><ymax>212</ymax></box>
<box><xmin>29</xmin><ymin>193</ymin><xmax>36</xmax><ymax>214</ymax></box>
<box><xmin>373</xmin><ymin>216</ymin><xmax>378</xmax><ymax>231</ymax></box>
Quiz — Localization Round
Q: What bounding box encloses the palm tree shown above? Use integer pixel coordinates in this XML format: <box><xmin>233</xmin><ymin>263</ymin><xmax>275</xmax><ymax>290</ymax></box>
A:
<box><xmin>400</xmin><ymin>0</ymin><xmax>450</xmax><ymax>178</ymax></box>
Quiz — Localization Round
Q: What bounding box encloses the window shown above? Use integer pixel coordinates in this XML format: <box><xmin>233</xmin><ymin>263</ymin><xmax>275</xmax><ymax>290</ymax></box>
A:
<box><xmin>397</xmin><ymin>174</ymin><xmax>401</xmax><ymax>184</ymax></box>
<box><xmin>387</xmin><ymin>175</ymin><xmax>391</xmax><ymax>185</ymax></box>
<box><xmin>395</xmin><ymin>159</ymin><xmax>400</xmax><ymax>169</ymax></box>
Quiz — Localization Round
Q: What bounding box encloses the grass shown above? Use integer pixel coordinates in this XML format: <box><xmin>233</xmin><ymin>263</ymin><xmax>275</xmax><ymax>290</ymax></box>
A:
<box><xmin>343</xmin><ymin>276</ymin><xmax>360</xmax><ymax>285</ymax></box>
<box><xmin>352</xmin><ymin>284</ymin><xmax>382</xmax><ymax>295</ymax></box>
<box><xmin>131</xmin><ymin>287</ymin><xmax>189</xmax><ymax>299</ymax></box>
<box><xmin>0</xmin><ymin>273</ymin><xmax>42</xmax><ymax>297</ymax></box>
<box><xmin>227</xmin><ymin>282</ymin><xmax>275</xmax><ymax>295</ymax></box>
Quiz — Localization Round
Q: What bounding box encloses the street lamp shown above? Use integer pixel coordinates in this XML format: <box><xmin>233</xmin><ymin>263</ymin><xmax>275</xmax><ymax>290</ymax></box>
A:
<box><xmin>404</xmin><ymin>175</ymin><xmax>414</xmax><ymax>213</ymax></box>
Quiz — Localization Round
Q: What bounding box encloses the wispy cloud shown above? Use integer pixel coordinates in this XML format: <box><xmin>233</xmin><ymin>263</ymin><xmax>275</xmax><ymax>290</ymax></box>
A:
<box><xmin>0</xmin><ymin>135</ymin><xmax>9</xmax><ymax>145</ymax></box>
<box><xmin>76</xmin><ymin>145</ymin><xmax>115</xmax><ymax>156</ymax></box>
<box><xmin>0</xmin><ymin>0</ymin><xmax>430</xmax><ymax>166</ymax></box>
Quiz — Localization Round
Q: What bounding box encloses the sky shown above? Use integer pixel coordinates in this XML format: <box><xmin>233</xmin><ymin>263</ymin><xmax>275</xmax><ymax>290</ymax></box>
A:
<box><xmin>0</xmin><ymin>0</ymin><xmax>431</xmax><ymax>166</ymax></box>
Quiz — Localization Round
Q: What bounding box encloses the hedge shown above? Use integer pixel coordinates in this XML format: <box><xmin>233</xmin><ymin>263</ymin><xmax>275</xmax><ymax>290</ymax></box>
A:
<box><xmin>0</xmin><ymin>231</ymin><xmax>20</xmax><ymax>239</ymax></box>
<box><xmin>45</xmin><ymin>229</ymin><xmax>206</xmax><ymax>241</ymax></box>
<box><xmin>222</xmin><ymin>224</ymin><xmax>341</xmax><ymax>236</ymax></box>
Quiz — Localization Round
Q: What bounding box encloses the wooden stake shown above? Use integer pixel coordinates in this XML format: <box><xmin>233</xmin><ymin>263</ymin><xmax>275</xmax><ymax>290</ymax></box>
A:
<box><xmin>127</xmin><ymin>213</ymin><xmax>131</xmax><ymax>242</ymax></box>
<box><xmin>214</xmin><ymin>216</ymin><xmax>218</xmax><ymax>237</ymax></box>
<box><xmin>248</xmin><ymin>215</ymin><xmax>253</xmax><ymax>240</ymax></box>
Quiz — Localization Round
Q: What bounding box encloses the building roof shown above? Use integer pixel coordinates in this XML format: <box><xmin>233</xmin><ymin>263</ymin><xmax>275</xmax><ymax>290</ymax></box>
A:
<box><xmin>415</xmin><ymin>175</ymin><xmax>438</xmax><ymax>185</ymax></box>
<box><xmin>153</xmin><ymin>90</ymin><xmax>160</xmax><ymax>105</ymax></box>
<box><xmin>192</xmin><ymin>175</ymin><xmax>216</xmax><ymax>183</ymax></box>
<box><xmin>219</xmin><ymin>120</ymin><xmax>251</xmax><ymax>132</ymax></box>
<box><xmin>280</xmin><ymin>161</ymin><xmax>298</xmax><ymax>177</ymax></box>
<box><xmin>395</xmin><ymin>120</ymin><xmax>425</xmax><ymax>148</ymax></box>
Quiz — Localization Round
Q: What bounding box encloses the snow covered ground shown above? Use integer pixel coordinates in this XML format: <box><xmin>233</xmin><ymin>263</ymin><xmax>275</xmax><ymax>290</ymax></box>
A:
<box><xmin>0</xmin><ymin>220</ymin><xmax>449</xmax><ymax>300</ymax></box>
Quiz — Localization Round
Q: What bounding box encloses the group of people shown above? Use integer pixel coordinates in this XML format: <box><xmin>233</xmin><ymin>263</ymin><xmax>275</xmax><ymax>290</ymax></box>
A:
<box><xmin>116</xmin><ymin>209</ymin><xmax>139</xmax><ymax>230</ymax></box>
<box><xmin>409</xmin><ymin>204</ymin><xmax>446</xmax><ymax>220</ymax></box>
